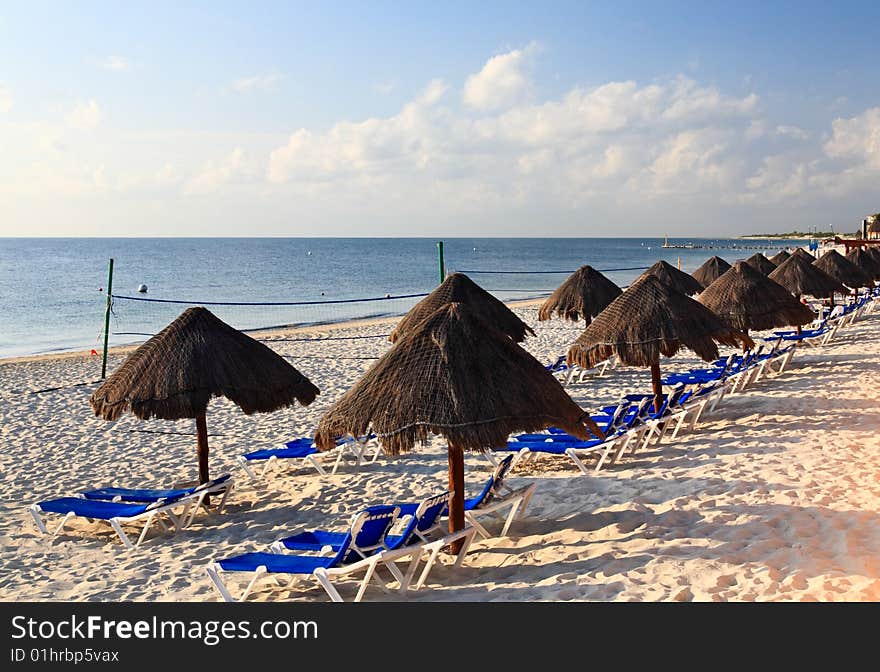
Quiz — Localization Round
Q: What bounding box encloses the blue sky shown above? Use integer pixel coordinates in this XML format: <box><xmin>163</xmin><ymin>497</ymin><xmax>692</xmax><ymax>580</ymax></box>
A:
<box><xmin>1</xmin><ymin>1</ymin><xmax>879</xmax><ymax>236</ymax></box>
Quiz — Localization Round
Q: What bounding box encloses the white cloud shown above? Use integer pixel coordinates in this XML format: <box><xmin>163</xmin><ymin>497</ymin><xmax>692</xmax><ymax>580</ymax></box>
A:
<box><xmin>185</xmin><ymin>148</ymin><xmax>254</xmax><ymax>194</ymax></box>
<box><xmin>775</xmin><ymin>125</ymin><xmax>808</xmax><ymax>140</ymax></box>
<box><xmin>824</xmin><ymin>107</ymin><xmax>880</xmax><ymax>169</ymax></box>
<box><xmin>102</xmin><ymin>56</ymin><xmax>129</xmax><ymax>71</ymax></box>
<box><xmin>463</xmin><ymin>43</ymin><xmax>537</xmax><ymax>111</ymax></box>
<box><xmin>230</xmin><ymin>74</ymin><xmax>282</xmax><ymax>93</ymax></box>
<box><xmin>67</xmin><ymin>100</ymin><xmax>103</xmax><ymax>130</ymax></box>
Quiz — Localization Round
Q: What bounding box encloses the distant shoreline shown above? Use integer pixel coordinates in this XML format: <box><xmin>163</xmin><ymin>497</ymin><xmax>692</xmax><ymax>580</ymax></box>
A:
<box><xmin>739</xmin><ymin>233</ymin><xmax>833</xmax><ymax>240</ymax></box>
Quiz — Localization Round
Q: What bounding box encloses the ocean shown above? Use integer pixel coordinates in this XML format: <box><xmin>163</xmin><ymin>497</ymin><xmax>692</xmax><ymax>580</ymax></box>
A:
<box><xmin>0</xmin><ymin>237</ymin><xmax>805</xmax><ymax>359</ymax></box>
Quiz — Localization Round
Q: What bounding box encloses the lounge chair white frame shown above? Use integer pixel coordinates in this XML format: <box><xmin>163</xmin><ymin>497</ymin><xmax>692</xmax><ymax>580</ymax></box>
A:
<box><xmin>29</xmin><ymin>498</ymin><xmax>185</xmax><ymax>550</ymax></box>
<box><xmin>464</xmin><ymin>480</ymin><xmax>538</xmax><ymax>538</ymax></box>
<box><xmin>206</xmin><ymin>507</ymin><xmax>401</xmax><ymax>603</ymax></box>
<box><xmin>237</xmin><ymin>435</ymin><xmax>381</xmax><ymax>480</ymax></box>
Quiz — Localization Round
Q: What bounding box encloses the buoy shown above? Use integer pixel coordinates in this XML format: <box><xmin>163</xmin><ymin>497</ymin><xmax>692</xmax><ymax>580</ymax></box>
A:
<box><xmin>385</xmin><ymin>293</ymin><xmax>391</xmax><ymax>298</ymax></box>
<box><xmin>137</xmin><ymin>284</ymin><xmax>148</xmax><ymax>293</ymax></box>
<box><xmin>307</xmin><ymin>251</ymin><xmax>312</xmax><ymax>256</ymax></box>
<box><xmin>473</xmin><ymin>247</ymin><xmax>477</xmax><ymax>252</ymax></box>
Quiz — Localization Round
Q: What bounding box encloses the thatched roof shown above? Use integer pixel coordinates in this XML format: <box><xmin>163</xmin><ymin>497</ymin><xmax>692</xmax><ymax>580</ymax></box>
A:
<box><xmin>813</xmin><ymin>250</ymin><xmax>874</xmax><ymax>289</ymax></box>
<box><xmin>691</xmin><ymin>256</ymin><xmax>732</xmax><ymax>289</ymax></box>
<box><xmin>389</xmin><ymin>272</ymin><xmax>534</xmax><ymax>344</ymax></box>
<box><xmin>845</xmin><ymin>247</ymin><xmax>880</xmax><ymax>281</ymax></box>
<box><xmin>743</xmin><ymin>252</ymin><xmax>777</xmax><ymax>276</ymax></box>
<box><xmin>537</xmin><ymin>265</ymin><xmax>622</xmax><ymax>323</ymax></box>
<box><xmin>768</xmin><ymin>254</ymin><xmax>847</xmax><ymax>299</ymax></box>
<box><xmin>868</xmin><ymin>219</ymin><xmax>880</xmax><ymax>233</ymax></box>
<box><xmin>315</xmin><ymin>302</ymin><xmax>598</xmax><ymax>455</ymax></box>
<box><xmin>791</xmin><ymin>248</ymin><xmax>816</xmax><ymax>261</ymax></box>
<box><xmin>90</xmin><ymin>307</ymin><xmax>319</xmax><ymax>421</ymax></box>
<box><xmin>769</xmin><ymin>250</ymin><xmax>791</xmax><ymax>266</ymax></box>
<box><xmin>864</xmin><ymin>245</ymin><xmax>880</xmax><ymax>267</ymax></box>
<box><xmin>641</xmin><ymin>260</ymin><xmax>704</xmax><ymax>296</ymax></box>
<box><xmin>697</xmin><ymin>261</ymin><xmax>815</xmax><ymax>331</ymax></box>
<box><xmin>566</xmin><ymin>275</ymin><xmax>751</xmax><ymax>369</ymax></box>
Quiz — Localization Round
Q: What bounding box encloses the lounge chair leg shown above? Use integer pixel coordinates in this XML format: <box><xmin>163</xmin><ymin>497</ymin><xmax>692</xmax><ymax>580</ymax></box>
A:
<box><xmin>463</xmin><ymin>511</ymin><xmax>492</xmax><ymax>539</ymax></box>
<box><xmin>454</xmin><ymin>528</ymin><xmax>478</xmax><ymax>568</ymax></box>
<box><xmin>565</xmin><ymin>448</ymin><xmax>591</xmax><ymax>476</ymax></box>
<box><xmin>670</xmin><ymin>413</ymin><xmax>688</xmax><ymax>440</ymax></box>
<box><xmin>206</xmin><ymin>565</ymin><xmax>237</xmax><ymax>602</ymax></box>
<box><xmin>237</xmin><ymin>456</ymin><xmax>258</xmax><ymax>480</ymax></box>
<box><xmin>306</xmin><ymin>455</ymin><xmax>328</xmax><ymax>477</ymax></box>
<box><xmin>414</xmin><ymin>545</ymin><xmax>442</xmax><ymax>590</ymax></box>
<box><xmin>500</xmin><ymin>500</ymin><xmax>522</xmax><ymax>537</ymax></box>
<box><xmin>29</xmin><ymin>505</ymin><xmax>47</xmax><ymax>535</ymax></box>
<box><xmin>216</xmin><ymin>483</ymin><xmax>233</xmax><ymax>513</ymax></box>
<box><xmin>109</xmin><ymin>518</ymin><xmax>136</xmax><ymax>550</ymax></box>
<box><xmin>314</xmin><ymin>568</ymin><xmax>345</xmax><ymax>603</ymax></box>
<box><xmin>49</xmin><ymin>511</ymin><xmax>76</xmax><ymax>540</ymax></box>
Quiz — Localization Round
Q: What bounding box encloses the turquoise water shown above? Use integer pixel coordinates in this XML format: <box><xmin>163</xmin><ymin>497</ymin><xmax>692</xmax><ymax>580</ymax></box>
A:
<box><xmin>0</xmin><ymin>237</ymin><xmax>803</xmax><ymax>358</ymax></box>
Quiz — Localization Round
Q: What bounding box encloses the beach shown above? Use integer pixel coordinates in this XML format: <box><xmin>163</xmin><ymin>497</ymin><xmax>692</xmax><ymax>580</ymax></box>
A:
<box><xmin>2</xmin><ymin>298</ymin><xmax>879</xmax><ymax>602</ymax></box>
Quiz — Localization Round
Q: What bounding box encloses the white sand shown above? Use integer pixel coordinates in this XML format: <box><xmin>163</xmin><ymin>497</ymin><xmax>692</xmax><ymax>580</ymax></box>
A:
<box><xmin>1</xmin><ymin>302</ymin><xmax>879</xmax><ymax>602</ymax></box>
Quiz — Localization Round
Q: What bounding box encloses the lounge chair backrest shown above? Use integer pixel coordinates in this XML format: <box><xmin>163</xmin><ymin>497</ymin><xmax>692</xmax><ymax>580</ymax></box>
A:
<box><xmin>608</xmin><ymin>399</ymin><xmax>632</xmax><ymax>430</ymax></box>
<box><xmin>471</xmin><ymin>454</ymin><xmax>515</xmax><ymax>508</ymax></box>
<box><xmin>340</xmin><ymin>505</ymin><xmax>400</xmax><ymax>562</ymax></box>
<box><xmin>390</xmin><ymin>491</ymin><xmax>452</xmax><ymax>549</ymax></box>
<box><xmin>192</xmin><ymin>474</ymin><xmax>232</xmax><ymax>493</ymax></box>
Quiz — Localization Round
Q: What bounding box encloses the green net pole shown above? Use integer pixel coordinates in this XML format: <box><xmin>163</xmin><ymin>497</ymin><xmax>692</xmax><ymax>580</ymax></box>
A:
<box><xmin>101</xmin><ymin>258</ymin><xmax>114</xmax><ymax>378</ymax></box>
<box><xmin>437</xmin><ymin>241</ymin><xmax>445</xmax><ymax>284</ymax></box>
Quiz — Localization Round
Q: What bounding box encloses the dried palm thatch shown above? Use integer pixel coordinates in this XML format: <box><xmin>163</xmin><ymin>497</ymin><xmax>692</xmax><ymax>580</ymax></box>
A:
<box><xmin>864</xmin><ymin>245</ymin><xmax>880</xmax><ymax>265</ymax></box>
<box><xmin>769</xmin><ymin>250</ymin><xmax>791</xmax><ymax>266</ymax></box>
<box><xmin>768</xmin><ymin>254</ymin><xmax>847</xmax><ymax>300</ymax></box>
<box><xmin>537</xmin><ymin>265</ymin><xmax>622</xmax><ymax>324</ymax></box>
<box><xmin>792</xmin><ymin>247</ymin><xmax>816</xmax><ymax>261</ymax></box>
<box><xmin>567</xmin><ymin>275</ymin><xmax>751</xmax><ymax>413</ymax></box>
<box><xmin>91</xmin><ymin>307</ymin><xmax>319</xmax><ymax>420</ymax></box>
<box><xmin>691</xmin><ymin>256</ymin><xmax>732</xmax><ymax>289</ymax></box>
<box><xmin>697</xmin><ymin>261</ymin><xmax>815</xmax><ymax>332</ymax></box>
<box><xmin>317</xmin><ymin>301</ymin><xmax>598</xmax><ymax>456</ymax></box>
<box><xmin>743</xmin><ymin>252</ymin><xmax>777</xmax><ymax>276</ymax></box>
<box><xmin>389</xmin><ymin>272</ymin><xmax>534</xmax><ymax>344</ymax></box>
<box><xmin>641</xmin><ymin>260</ymin><xmax>704</xmax><ymax>296</ymax></box>
<box><xmin>813</xmin><ymin>249</ymin><xmax>874</xmax><ymax>289</ymax></box>
<box><xmin>845</xmin><ymin>247</ymin><xmax>880</xmax><ymax>281</ymax></box>
<box><xmin>91</xmin><ymin>306</ymin><xmax>319</xmax><ymax>484</ymax></box>
<box><xmin>317</xmin><ymin>301</ymin><xmax>597</xmax><ymax>546</ymax></box>
<box><xmin>567</xmin><ymin>274</ymin><xmax>751</xmax><ymax>370</ymax></box>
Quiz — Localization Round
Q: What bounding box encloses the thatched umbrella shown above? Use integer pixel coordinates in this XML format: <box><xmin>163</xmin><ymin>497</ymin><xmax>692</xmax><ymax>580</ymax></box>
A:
<box><xmin>813</xmin><ymin>250</ymin><xmax>874</xmax><ymax>291</ymax></box>
<box><xmin>566</xmin><ymin>275</ymin><xmax>752</xmax><ymax>413</ymax></box>
<box><xmin>537</xmin><ymin>265</ymin><xmax>622</xmax><ymax>324</ymax></box>
<box><xmin>769</xmin><ymin>250</ymin><xmax>791</xmax><ymax>266</ymax></box>
<box><xmin>90</xmin><ymin>307</ymin><xmax>319</xmax><ymax>486</ymax></box>
<box><xmin>768</xmin><ymin>254</ymin><xmax>847</xmax><ymax>301</ymax></box>
<box><xmin>692</xmin><ymin>256</ymin><xmax>732</xmax><ymax>289</ymax></box>
<box><xmin>389</xmin><ymin>272</ymin><xmax>534</xmax><ymax>344</ymax></box>
<box><xmin>768</xmin><ymin>255</ymin><xmax>847</xmax><ymax>331</ymax></box>
<box><xmin>316</xmin><ymin>302</ymin><xmax>599</xmax><ymax>547</ymax></box>
<box><xmin>743</xmin><ymin>252</ymin><xmax>777</xmax><ymax>276</ymax></box>
<box><xmin>864</xmin><ymin>245</ymin><xmax>880</xmax><ymax>266</ymax></box>
<box><xmin>697</xmin><ymin>261</ymin><xmax>815</xmax><ymax>338</ymax></box>
<box><xmin>641</xmin><ymin>260</ymin><xmax>704</xmax><ymax>296</ymax></box>
<box><xmin>845</xmin><ymin>247</ymin><xmax>880</xmax><ymax>281</ymax></box>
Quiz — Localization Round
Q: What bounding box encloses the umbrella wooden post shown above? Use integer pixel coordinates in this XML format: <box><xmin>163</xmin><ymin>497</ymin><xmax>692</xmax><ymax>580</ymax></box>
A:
<box><xmin>447</xmin><ymin>443</ymin><xmax>466</xmax><ymax>554</ymax></box>
<box><xmin>650</xmin><ymin>359</ymin><xmax>663</xmax><ymax>414</ymax></box>
<box><xmin>196</xmin><ymin>413</ymin><xmax>210</xmax><ymax>504</ymax></box>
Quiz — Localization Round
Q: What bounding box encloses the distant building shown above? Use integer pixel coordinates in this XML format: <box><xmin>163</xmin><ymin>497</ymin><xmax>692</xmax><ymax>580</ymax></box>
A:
<box><xmin>865</xmin><ymin>214</ymin><xmax>880</xmax><ymax>240</ymax></box>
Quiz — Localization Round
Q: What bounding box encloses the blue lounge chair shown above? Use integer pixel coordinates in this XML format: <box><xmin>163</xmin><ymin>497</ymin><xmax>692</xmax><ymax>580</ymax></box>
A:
<box><xmin>238</xmin><ymin>434</ymin><xmax>380</xmax><ymax>479</ymax></box>
<box><xmin>206</xmin><ymin>505</ymin><xmax>400</xmax><ymax>602</ymax></box>
<box><xmin>30</xmin><ymin>493</ymin><xmax>190</xmax><ymax>549</ymax></box>
<box><xmin>81</xmin><ymin>474</ymin><xmax>234</xmax><ymax>529</ymax></box>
